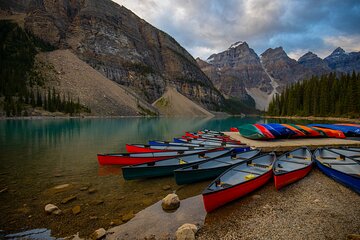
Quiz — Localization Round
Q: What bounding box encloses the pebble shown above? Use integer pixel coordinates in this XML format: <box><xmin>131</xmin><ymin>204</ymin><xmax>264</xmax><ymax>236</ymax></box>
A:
<box><xmin>161</xmin><ymin>193</ymin><xmax>180</xmax><ymax>210</ymax></box>
<box><xmin>314</xmin><ymin>199</ymin><xmax>320</xmax><ymax>203</ymax></box>
<box><xmin>61</xmin><ymin>195</ymin><xmax>77</xmax><ymax>204</ymax></box>
<box><xmin>80</xmin><ymin>186</ymin><xmax>89</xmax><ymax>191</ymax></box>
<box><xmin>90</xmin><ymin>216</ymin><xmax>98</xmax><ymax>220</ymax></box>
<box><xmin>45</xmin><ymin>204</ymin><xmax>62</xmax><ymax>215</ymax></box>
<box><xmin>175</xmin><ymin>223</ymin><xmax>198</xmax><ymax>240</ymax></box>
<box><xmin>53</xmin><ymin>184</ymin><xmax>71</xmax><ymax>192</ymax></box>
<box><xmin>72</xmin><ymin>205</ymin><xmax>81</xmax><ymax>215</ymax></box>
<box><xmin>92</xmin><ymin>228</ymin><xmax>106</xmax><ymax>239</ymax></box>
<box><xmin>162</xmin><ymin>185</ymin><xmax>171</xmax><ymax>191</ymax></box>
<box><xmin>88</xmin><ymin>188</ymin><xmax>97</xmax><ymax>194</ymax></box>
<box><xmin>252</xmin><ymin>194</ymin><xmax>261</xmax><ymax>200</ymax></box>
<box><xmin>0</xmin><ymin>188</ymin><xmax>8</xmax><ymax>194</ymax></box>
<box><xmin>91</xmin><ymin>200</ymin><xmax>104</xmax><ymax>205</ymax></box>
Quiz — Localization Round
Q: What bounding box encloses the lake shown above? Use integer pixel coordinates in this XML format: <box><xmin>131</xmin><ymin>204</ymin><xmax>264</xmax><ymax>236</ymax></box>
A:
<box><xmin>0</xmin><ymin>116</ymin><xmax>320</xmax><ymax>238</ymax></box>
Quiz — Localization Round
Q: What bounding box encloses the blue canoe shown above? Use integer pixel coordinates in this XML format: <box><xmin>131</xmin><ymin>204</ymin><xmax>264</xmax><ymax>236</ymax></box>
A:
<box><xmin>261</xmin><ymin>123</ymin><xmax>296</xmax><ymax>138</ymax></box>
<box><xmin>313</xmin><ymin>148</ymin><xmax>360</xmax><ymax>194</ymax></box>
<box><xmin>148</xmin><ymin>140</ymin><xmax>250</xmax><ymax>153</ymax></box>
<box><xmin>308</xmin><ymin>124</ymin><xmax>360</xmax><ymax>137</ymax></box>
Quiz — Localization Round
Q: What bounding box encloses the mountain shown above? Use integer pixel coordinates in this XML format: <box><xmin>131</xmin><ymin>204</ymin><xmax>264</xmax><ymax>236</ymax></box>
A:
<box><xmin>324</xmin><ymin>47</ymin><xmax>360</xmax><ymax>73</ymax></box>
<box><xmin>197</xmin><ymin>42</ymin><xmax>272</xmax><ymax>110</ymax></box>
<box><xmin>297</xmin><ymin>51</ymin><xmax>331</xmax><ymax>76</ymax></box>
<box><xmin>3</xmin><ymin>0</ymin><xmax>224</xmax><ymax>112</ymax></box>
<box><xmin>260</xmin><ymin>47</ymin><xmax>312</xmax><ymax>90</ymax></box>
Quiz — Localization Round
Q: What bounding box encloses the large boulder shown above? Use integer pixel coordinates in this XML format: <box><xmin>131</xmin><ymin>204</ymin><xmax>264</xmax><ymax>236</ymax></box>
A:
<box><xmin>175</xmin><ymin>223</ymin><xmax>198</xmax><ymax>240</ymax></box>
<box><xmin>161</xmin><ymin>193</ymin><xmax>180</xmax><ymax>210</ymax></box>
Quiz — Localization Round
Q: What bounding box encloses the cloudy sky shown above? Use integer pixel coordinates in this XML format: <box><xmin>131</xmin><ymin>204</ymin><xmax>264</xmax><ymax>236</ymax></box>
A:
<box><xmin>115</xmin><ymin>0</ymin><xmax>360</xmax><ymax>60</ymax></box>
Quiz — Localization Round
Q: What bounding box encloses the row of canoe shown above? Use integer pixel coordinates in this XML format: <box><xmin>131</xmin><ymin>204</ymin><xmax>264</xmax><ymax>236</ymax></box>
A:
<box><xmin>235</xmin><ymin>123</ymin><xmax>360</xmax><ymax>140</ymax></box>
<box><xmin>97</xmin><ymin>130</ymin><xmax>360</xmax><ymax>213</ymax></box>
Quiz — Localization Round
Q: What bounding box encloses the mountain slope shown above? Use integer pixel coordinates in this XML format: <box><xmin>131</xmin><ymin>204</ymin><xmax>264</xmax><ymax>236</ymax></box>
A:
<box><xmin>36</xmin><ymin>49</ymin><xmax>157</xmax><ymax>116</ymax></box>
<box><xmin>152</xmin><ymin>87</ymin><xmax>214</xmax><ymax>117</ymax></box>
<box><xmin>20</xmin><ymin>0</ymin><xmax>224</xmax><ymax>111</ymax></box>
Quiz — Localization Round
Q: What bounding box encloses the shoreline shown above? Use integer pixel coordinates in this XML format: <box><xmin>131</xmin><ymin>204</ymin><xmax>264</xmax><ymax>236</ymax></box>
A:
<box><xmin>264</xmin><ymin>115</ymin><xmax>360</xmax><ymax>123</ymax></box>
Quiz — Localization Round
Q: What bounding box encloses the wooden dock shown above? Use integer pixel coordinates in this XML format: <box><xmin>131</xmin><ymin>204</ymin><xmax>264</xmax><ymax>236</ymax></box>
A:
<box><xmin>224</xmin><ymin>132</ymin><xmax>360</xmax><ymax>152</ymax></box>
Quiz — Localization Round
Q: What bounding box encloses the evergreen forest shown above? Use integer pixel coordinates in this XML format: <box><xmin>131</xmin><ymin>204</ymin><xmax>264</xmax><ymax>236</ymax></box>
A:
<box><xmin>267</xmin><ymin>72</ymin><xmax>360</xmax><ymax>118</ymax></box>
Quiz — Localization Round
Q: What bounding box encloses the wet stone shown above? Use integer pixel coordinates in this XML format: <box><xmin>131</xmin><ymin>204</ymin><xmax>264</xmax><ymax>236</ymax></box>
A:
<box><xmin>162</xmin><ymin>185</ymin><xmax>171</xmax><ymax>191</ymax></box>
<box><xmin>72</xmin><ymin>205</ymin><xmax>81</xmax><ymax>215</ymax></box>
<box><xmin>91</xmin><ymin>200</ymin><xmax>104</xmax><ymax>205</ymax></box>
<box><xmin>88</xmin><ymin>188</ymin><xmax>97</xmax><ymax>194</ymax></box>
<box><xmin>61</xmin><ymin>195</ymin><xmax>77</xmax><ymax>204</ymax></box>
<box><xmin>80</xmin><ymin>186</ymin><xmax>89</xmax><ymax>191</ymax></box>
<box><xmin>92</xmin><ymin>228</ymin><xmax>106</xmax><ymax>240</ymax></box>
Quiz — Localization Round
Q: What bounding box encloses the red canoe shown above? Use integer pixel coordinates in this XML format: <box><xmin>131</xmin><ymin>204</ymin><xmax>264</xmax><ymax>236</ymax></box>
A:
<box><xmin>202</xmin><ymin>153</ymin><xmax>275</xmax><ymax>212</ymax></box>
<box><xmin>273</xmin><ymin>147</ymin><xmax>313</xmax><ymax>190</ymax></box>
<box><xmin>254</xmin><ymin>124</ymin><xmax>275</xmax><ymax>139</ymax></box>
<box><xmin>230</xmin><ymin>127</ymin><xmax>239</xmax><ymax>132</ymax></box>
<box><xmin>125</xmin><ymin>144</ymin><xmax>212</xmax><ymax>153</ymax></box>
<box><xmin>97</xmin><ymin>149</ymin><xmax>212</xmax><ymax>165</ymax></box>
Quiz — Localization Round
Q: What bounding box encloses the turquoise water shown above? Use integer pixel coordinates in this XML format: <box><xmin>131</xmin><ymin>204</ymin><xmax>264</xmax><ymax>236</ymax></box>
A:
<box><xmin>0</xmin><ymin>116</ymin><xmax>320</xmax><ymax>237</ymax></box>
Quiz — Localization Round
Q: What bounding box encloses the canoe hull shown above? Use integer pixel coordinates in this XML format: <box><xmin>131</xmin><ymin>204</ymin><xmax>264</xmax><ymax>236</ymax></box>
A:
<box><xmin>123</xmin><ymin>165</ymin><xmax>188</xmax><ymax>180</ymax></box>
<box><xmin>202</xmin><ymin>171</ymin><xmax>272</xmax><ymax>213</ymax></box>
<box><xmin>274</xmin><ymin>164</ymin><xmax>313</xmax><ymax>190</ymax></box>
<box><xmin>174</xmin><ymin>166</ymin><xmax>230</xmax><ymax>185</ymax></box>
<box><xmin>316</xmin><ymin>160</ymin><xmax>360</xmax><ymax>194</ymax></box>
<box><xmin>97</xmin><ymin>154</ymin><xmax>173</xmax><ymax>165</ymax></box>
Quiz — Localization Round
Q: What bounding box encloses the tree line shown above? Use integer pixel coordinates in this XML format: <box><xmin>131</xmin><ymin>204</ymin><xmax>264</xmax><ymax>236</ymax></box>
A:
<box><xmin>267</xmin><ymin>72</ymin><xmax>360</xmax><ymax>118</ymax></box>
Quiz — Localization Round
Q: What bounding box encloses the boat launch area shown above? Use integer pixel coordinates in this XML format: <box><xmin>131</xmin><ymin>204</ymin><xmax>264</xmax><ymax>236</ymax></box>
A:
<box><xmin>224</xmin><ymin>132</ymin><xmax>360</xmax><ymax>152</ymax></box>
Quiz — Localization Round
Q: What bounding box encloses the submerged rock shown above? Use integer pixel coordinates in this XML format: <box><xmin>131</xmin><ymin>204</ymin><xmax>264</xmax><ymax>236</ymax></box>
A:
<box><xmin>45</xmin><ymin>204</ymin><xmax>61</xmax><ymax>215</ymax></box>
<box><xmin>88</xmin><ymin>188</ymin><xmax>97</xmax><ymax>194</ymax></box>
<box><xmin>92</xmin><ymin>228</ymin><xmax>106</xmax><ymax>240</ymax></box>
<box><xmin>54</xmin><ymin>184</ymin><xmax>70</xmax><ymax>189</ymax></box>
<box><xmin>61</xmin><ymin>195</ymin><xmax>77</xmax><ymax>204</ymax></box>
<box><xmin>72</xmin><ymin>205</ymin><xmax>81</xmax><ymax>215</ymax></box>
<box><xmin>175</xmin><ymin>223</ymin><xmax>198</xmax><ymax>240</ymax></box>
<box><xmin>161</xmin><ymin>193</ymin><xmax>180</xmax><ymax>210</ymax></box>
<box><xmin>162</xmin><ymin>185</ymin><xmax>171</xmax><ymax>191</ymax></box>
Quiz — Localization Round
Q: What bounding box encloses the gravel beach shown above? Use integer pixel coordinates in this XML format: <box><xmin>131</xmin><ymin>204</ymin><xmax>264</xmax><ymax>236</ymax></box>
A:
<box><xmin>197</xmin><ymin>169</ymin><xmax>360</xmax><ymax>240</ymax></box>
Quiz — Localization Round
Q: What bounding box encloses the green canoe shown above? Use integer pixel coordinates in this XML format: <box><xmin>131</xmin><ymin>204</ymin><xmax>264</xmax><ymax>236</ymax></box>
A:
<box><xmin>122</xmin><ymin>149</ymin><xmax>231</xmax><ymax>180</ymax></box>
<box><xmin>237</xmin><ymin>124</ymin><xmax>265</xmax><ymax>140</ymax></box>
<box><xmin>174</xmin><ymin>149</ymin><xmax>260</xmax><ymax>185</ymax></box>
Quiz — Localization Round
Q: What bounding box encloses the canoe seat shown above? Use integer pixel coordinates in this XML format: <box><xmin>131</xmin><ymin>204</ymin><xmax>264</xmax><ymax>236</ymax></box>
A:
<box><xmin>286</xmin><ymin>153</ymin><xmax>311</xmax><ymax>160</ymax></box>
<box><xmin>278</xmin><ymin>159</ymin><xmax>309</xmax><ymax>165</ymax></box>
<box><xmin>247</xmin><ymin>163</ymin><xmax>272</xmax><ymax>169</ymax></box>
<box><xmin>245</xmin><ymin>174</ymin><xmax>256</xmax><ymax>180</ymax></box>
<box><xmin>179</xmin><ymin>159</ymin><xmax>188</xmax><ymax>164</ymax></box>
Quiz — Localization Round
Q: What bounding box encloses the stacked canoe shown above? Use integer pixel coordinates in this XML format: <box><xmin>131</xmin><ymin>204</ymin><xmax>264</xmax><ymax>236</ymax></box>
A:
<box><xmin>236</xmin><ymin>123</ymin><xmax>360</xmax><ymax>140</ymax></box>
<box><xmin>97</xmin><ymin>129</ymin><xmax>360</xmax><ymax>214</ymax></box>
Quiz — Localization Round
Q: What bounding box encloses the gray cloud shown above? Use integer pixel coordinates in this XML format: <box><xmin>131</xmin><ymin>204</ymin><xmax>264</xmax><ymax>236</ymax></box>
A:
<box><xmin>116</xmin><ymin>0</ymin><xmax>360</xmax><ymax>60</ymax></box>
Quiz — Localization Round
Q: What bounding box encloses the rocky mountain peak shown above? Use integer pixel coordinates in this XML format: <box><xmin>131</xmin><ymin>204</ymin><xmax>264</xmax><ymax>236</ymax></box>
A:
<box><xmin>228</xmin><ymin>41</ymin><xmax>246</xmax><ymax>49</ymax></box>
<box><xmin>331</xmin><ymin>47</ymin><xmax>346</xmax><ymax>55</ymax></box>
<box><xmin>298</xmin><ymin>51</ymin><xmax>318</xmax><ymax>62</ymax></box>
<box><xmin>261</xmin><ymin>47</ymin><xmax>288</xmax><ymax>60</ymax></box>
<box><xmin>298</xmin><ymin>51</ymin><xmax>330</xmax><ymax>75</ymax></box>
